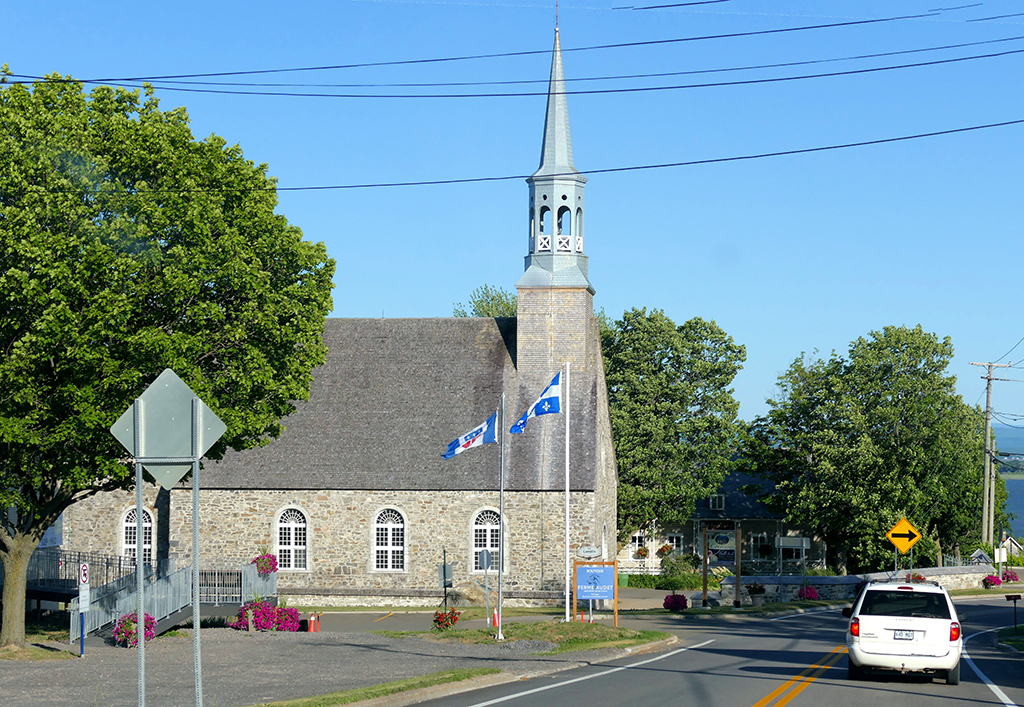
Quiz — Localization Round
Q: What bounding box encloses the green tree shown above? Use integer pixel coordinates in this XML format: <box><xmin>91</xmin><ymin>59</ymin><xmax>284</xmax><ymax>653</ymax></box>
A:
<box><xmin>0</xmin><ymin>74</ymin><xmax>335</xmax><ymax>647</ymax></box>
<box><xmin>744</xmin><ymin>326</ymin><xmax>987</xmax><ymax>574</ymax></box>
<box><xmin>452</xmin><ymin>285</ymin><xmax>517</xmax><ymax>317</ymax></box>
<box><xmin>603</xmin><ymin>308</ymin><xmax>746</xmax><ymax>541</ymax></box>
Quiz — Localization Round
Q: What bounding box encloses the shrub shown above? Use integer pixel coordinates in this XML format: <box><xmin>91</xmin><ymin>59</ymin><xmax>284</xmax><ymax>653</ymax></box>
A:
<box><xmin>230</xmin><ymin>601</ymin><xmax>301</xmax><ymax>631</ymax></box>
<box><xmin>746</xmin><ymin>582</ymin><xmax>766</xmax><ymax>595</ymax></box>
<box><xmin>113</xmin><ymin>611</ymin><xmax>157</xmax><ymax>647</ymax></box>
<box><xmin>432</xmin><ymin>609</ymin><xmax>461</xmax><ymax>630</ymax></box>
<box><xmin>797</xmin><ymin>586</ymin><xmax>819</xmax><ymax>601</ymax></box>
<box><xmin>663</xmin><ymin>594</ymin><xmax>688</xmax><ymax>611</ymax></box>
<box><xmin>661</xmin><ymin>553</ymin><xmax>700</xmax><ymax>576</ymax></box>
<box><xmin>983</xmin><ymin>575</ymin><xmax>1002</xmax><ymax>589</ymax></box>
<box><xmin>1003</xmin><ymin>569</ymin><xmax>1020</xmax><ymax>583</ymax></box>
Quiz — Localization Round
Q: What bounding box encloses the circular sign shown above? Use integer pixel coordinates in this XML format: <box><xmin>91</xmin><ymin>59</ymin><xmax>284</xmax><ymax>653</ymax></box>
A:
<box><xmin>79</xmin><ymin>563</ymin><xmax>89</xmax><ymax>585</ymax></box>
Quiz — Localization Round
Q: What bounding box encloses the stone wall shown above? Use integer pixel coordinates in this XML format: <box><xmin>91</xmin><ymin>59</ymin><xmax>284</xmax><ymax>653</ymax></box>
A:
<box><xmin>62</xmin><ymin>485</ymin><xmax>613</xmax><ymax>606</ymax></box>
<box><xmin>721</xmin><ymin>565</ymin><xmax>1001</xmax><ymax>605</ymax></box>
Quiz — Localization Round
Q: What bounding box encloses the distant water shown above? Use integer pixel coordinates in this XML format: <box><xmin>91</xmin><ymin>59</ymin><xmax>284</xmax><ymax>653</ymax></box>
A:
<box><xmin>994</xmin><ymin>424</ymin><xmax>1024</xmax><ymax>455</ymax></box>
<box><xmin>1006</xmin><ymin>478</ymin><xmax>1024</xmax><ymax>538</ymax></box>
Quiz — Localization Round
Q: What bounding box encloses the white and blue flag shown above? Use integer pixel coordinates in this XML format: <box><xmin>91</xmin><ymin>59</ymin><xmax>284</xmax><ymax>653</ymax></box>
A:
<box><xmin>510</xmin><ymin>371</ymin><xmax>561</xmax><ymax>434</ymax></box>
<box><xmin>442</xmin><ymin>412</ymin><xmax>498</xmax><ymax>459</ymax></box>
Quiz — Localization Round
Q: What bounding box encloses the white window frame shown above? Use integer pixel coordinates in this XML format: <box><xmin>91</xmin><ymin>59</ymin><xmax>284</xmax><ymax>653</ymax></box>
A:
<box><xmin>374</xmin><ymin>508</ymin><xmax>406</xmax><ymax>572</ymax></box>
<box><xmin>122</xmin><ymin>508</ymin><xmax>153</xmax><ymax>565</ymax></box>
<box><xmin>276</xmin><ymin>507</ymin><xmax>309</xmax><ymax>571</ymax></box>
<box><xmin>471</xmin><ymin>509</ymin><xmax>502</xmax><ymax>573</ymax></box>
<box><xmin>667</xmin><ymin>533</ymin><xmax>685</xmax><ymax>553</ymax></box>
<box><xmin>710</xmin><ymin>494</ymin><xmax>726</xmax><ymax>511</ymax></box>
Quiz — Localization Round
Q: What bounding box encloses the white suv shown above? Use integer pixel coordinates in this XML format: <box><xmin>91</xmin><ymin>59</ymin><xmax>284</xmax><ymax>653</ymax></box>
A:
<box><xmin>843</xmin><ymin>580</ymin><xmax>962</xmax><ymax>685</ymax></box>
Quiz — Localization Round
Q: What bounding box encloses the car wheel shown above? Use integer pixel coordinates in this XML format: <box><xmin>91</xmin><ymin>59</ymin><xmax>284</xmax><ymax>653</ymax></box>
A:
<box><xmin>946</xmin><ymin>661</ymin><xmax>960</xmax><ymax>686</ymax></box>
<box><xmin>847</xmin><ymin>659</ymin><xmax>863</xmax><ymax>681</ymax></box>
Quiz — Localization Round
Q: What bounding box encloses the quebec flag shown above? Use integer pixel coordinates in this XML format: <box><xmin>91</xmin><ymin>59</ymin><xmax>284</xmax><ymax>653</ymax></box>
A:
<box><xmin>442</xmin><ymin>412</ymin><xmax>498</xmax><ymax>460</ymax></box>
<box><xmin>510</xmin><ymin>371</ymin><xmax>561</xmax><ymax>434</ymax></box>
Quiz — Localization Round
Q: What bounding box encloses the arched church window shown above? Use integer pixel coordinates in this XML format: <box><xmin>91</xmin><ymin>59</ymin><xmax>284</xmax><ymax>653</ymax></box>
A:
<box><xmin>122</xmin><ymin>508</ymin><xmax>153</xmax><ymax>565</ymax></box>
<box><xmin>473</xmin><ymin>510</ymin><xmax>502</xmax><ymax>571</ymax></box>
<box><xmin>277</xmin><ymin>508</ymin><xmax>308</xmax><ymax>571</ymax></box>
<box><xmin>375</xmin><ymin>508</ymin><xmax>405</xmax><ymax>571</ymax></box>
<box><xmin>575</xmin><ymin>207</ymin><xmax>584</xmax><ymax>251</ymax></box>
<box><xmin>538</xmin><ymin>206</ymin><xmax>552</xmax><ymax>251</ymax></box>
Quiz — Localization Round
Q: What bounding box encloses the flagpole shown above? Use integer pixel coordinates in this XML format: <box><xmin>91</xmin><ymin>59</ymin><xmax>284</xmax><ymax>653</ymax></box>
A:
<box><xmin>497</xmin><ymin>394</ymin><xmax>505</xmax><ymax>641</ymax></box>
<box><xmin>564</xmin><ymin>361</ymin><xmax>571</xmax><ymax>622</ymax></box>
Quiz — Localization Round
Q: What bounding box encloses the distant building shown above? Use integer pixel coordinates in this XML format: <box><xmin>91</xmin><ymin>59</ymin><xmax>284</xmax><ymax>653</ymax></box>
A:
<box><xmin>61</xmin><ymin>30</ymin><xmax>617</xmax><ymax>606</ymax></box>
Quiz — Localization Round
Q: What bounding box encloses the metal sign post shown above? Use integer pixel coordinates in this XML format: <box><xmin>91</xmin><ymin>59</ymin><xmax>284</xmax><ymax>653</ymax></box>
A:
<box><xmin>111</xmin><ymin>370</ymin><xmax>226</xmax><ymax>707</ymax></box>
<box><xmin>78</xmin><ymin>563</ymin><xmax>89</xmax><ymax>657</ymax></box>
<box><xmin>479</xmin><ymin>550</ymin><xmax>492</xmax><ymax>627</ymax></box>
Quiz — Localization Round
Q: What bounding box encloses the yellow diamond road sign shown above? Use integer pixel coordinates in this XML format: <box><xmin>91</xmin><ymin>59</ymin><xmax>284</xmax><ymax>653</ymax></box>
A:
<box><xmin>886</xmin><ymin>518</ymin><xmax>922</xmax><ymax>554</ymax></box>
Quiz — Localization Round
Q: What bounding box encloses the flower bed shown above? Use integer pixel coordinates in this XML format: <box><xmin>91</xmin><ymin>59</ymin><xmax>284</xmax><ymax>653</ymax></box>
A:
<box><xmin>432</xmin><ymin>609</ymin><xmax>461</xmax><ymax>630</ymax></box>
<box><xmin>796</xmin><ymin>586</ymin><xmax>819</xmax><ymax>600</ymax></box>
<box><xmin>1003</xmin><ymin>569</ymin><xmax>1020</xmax><ymax>583</ymax></box>
<box><xmin>230</xmin><ymin>600</ymin><xmax>300</xmax><ymax>631</ymax></box>
<box><xmin>663</xmin><ymin>594</ymin><xmax>688</xmax><ymax>611</ymax></box>
<box><xmin>983</xmin><ymin>574</ymin><xmax>1002</xmax><ymax>589</ymax></box>
<box><xmin>113</xmin><ymin>611</ymin><xmax>157</xmax><ymax>647</ymax></box>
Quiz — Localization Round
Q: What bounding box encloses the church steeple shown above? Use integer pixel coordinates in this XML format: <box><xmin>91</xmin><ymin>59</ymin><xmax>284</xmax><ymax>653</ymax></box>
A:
<box><xmin>518</xmin><ymin>28</ymin><xmax>593</xmax><ymax>295</ymax></box>
<box><xmin>516</xmin><ymin>29</ymin><xmax>595</xmax><ymax>378</ymax></box>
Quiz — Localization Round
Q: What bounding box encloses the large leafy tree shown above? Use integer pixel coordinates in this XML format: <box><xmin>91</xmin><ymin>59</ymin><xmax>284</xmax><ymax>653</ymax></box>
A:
<box><xmin>603</xmin><ymin>308</ymin><xmax>746</xmax><ymax>541</ymax></box>
<box><xmin>453</xmin><ymin>284</ymin><xmax>517</xmax><ymax>318</ymax></box>
<box><xmin>744</xmin><ymin>325</ymin><xmax>991</xmax><ymax>574</ymax></box>
<box><xmin>0</xmin><ymin>73</ymin><xmax>335</xmax><ymax>647</ymax></box>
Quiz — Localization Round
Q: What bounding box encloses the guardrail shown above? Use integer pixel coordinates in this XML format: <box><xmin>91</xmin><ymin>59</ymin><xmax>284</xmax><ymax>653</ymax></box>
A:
<box><xmin>68</xmin><ymin>560</ymin><xmax>174</xmax><ymax>640</ymax></box>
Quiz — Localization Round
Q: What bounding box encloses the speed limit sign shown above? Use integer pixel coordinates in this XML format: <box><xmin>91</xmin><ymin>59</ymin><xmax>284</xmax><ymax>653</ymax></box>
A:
<box><xmin>79</xmin><ymin>563</ymin><xmax>89</xmax><ymax>585</ymax></box>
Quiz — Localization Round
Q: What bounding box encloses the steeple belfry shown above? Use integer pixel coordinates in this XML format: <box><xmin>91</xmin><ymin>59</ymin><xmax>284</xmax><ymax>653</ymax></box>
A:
<box><xmin>518</xmin><ymin>28</ymin><xmax>593</xmax><ymax>295</ymax></box>
<box><xmin>516</xmin><ymin>29</ymin><xmax>595</xmax><ymax>377</ymax></box>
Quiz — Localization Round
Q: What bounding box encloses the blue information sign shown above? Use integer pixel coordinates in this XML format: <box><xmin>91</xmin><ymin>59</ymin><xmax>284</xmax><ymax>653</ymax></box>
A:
<box><xmin>576</xmin><ymin>565</ymin><xmax>615</xmax><ymax>600</ymax></box>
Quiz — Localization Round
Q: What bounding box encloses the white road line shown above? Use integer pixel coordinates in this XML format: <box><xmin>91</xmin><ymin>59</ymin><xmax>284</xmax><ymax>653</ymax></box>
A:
<box><xmin>964</xmin><ymin>626</ymin><xmax>1018</xmax><ymax>707</ymax></box>
<box><xmin>460</xmin><ymin>639</ymin><xmax>716</xmax><ymax>707</ymax></box>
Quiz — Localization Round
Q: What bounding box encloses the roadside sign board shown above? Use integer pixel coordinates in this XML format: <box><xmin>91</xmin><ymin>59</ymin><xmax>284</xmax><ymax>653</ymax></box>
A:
<box><xmin>78</xmin><ymin>563</ymin><xmax>90</xmax><ymax>612</ymax></box>
<box><xmin>577</xmin><ymin>545</ymin><xmax>601</xmax><ymax>558</ymax></box>
<box><xmin>886</xmin><ymin>518</ymin><xmax>922</xmax><ymax>554</ymax></box>
<box><xmin>479</xmin><ymin>550</ymin><xmax>492</xmax><ymax>570</ymax></box>
<box><xmin>575</xmin><ymin>565</ymin><xmax>615</xmax><ymax>601</ymax></box>
<box><xmin>110</xmin><ymin>369</ymin><xmax>226</xmax><ymax>489</ymax></box>
<box><xmin>439</xmin><ymin>562</ymin><xmax>453</xmax><ymax>588</ymax></box>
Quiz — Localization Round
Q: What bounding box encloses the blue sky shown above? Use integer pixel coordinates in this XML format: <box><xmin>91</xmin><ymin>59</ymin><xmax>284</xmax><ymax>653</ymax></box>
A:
<box><xmin>6</xmin><ymin>0</ymin><xmax>1023</xmax><ymax>422</ymax></box>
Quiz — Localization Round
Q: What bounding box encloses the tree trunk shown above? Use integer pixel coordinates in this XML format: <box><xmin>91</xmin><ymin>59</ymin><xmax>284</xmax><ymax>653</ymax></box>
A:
<box><xmin>936</xmin><ymin>536</ymin><xmax>944</xmax><ymax>568</ymax></box>
<box><xmin>0</xmin><ymin>534</ymin><xmax>40</xmax><ymax>648</ymax></box>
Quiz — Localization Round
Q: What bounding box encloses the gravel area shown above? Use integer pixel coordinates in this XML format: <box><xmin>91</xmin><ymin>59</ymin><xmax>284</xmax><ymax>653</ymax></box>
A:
<box><xmin>2</xmin><ymin>629</ymin><xmax>629</xmax><ymax>707</ymax></box>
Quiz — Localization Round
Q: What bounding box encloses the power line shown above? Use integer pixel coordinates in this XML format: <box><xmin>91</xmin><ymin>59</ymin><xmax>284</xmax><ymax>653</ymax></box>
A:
<box><xmin>995</xmin><ymin>334</ymin><xmax>1024</xmax><ymax>362</ymax></box>
<box><xmin>32</xmin><ymin>35</ymin><xmax>1024</xmax><ymax>90</ymax></box>
<box><xmin>8</xmin><ymin>116</ymin><xmax>1023</xmax><ymax>196</ymax></box>
<box><xmin>20</xmin><ymin>46</ymin><xmax>1024</xmax><ymax>100</ymax></box>
<box><xmin>75</xmin><ymin>11</ymin><xmax>939</xmax><ymax>82</ymax></box>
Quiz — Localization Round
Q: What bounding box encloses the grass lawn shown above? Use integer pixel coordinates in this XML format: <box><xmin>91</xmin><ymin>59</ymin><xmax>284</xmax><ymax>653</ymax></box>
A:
<box><xmin>0</xmin><ymin>612</ymin><xmax>75</xmax><ymax>659</ymax></box>
<box><xmin>0</xmin><ymin>643</ymin><xmax>77</xmax><ymax>661</ymax></box>
<box><xmin>241</xmin><ymin>668</ymin><xmax>502</xmax><ymax>707</ymax></box>
<box><xmin>997</xmin><ymin>627</ymin><xmax>1024</xmax><ymax>651</ymax></box>
<box><xmin>287</xmin><ymin>605</ymin><xmax>566</xmax><ymax>620</ymax></box>
<box><xmin>376</xmin><ymin>618</ymin><xmax>671</xmax><ymax>654</ymax></box>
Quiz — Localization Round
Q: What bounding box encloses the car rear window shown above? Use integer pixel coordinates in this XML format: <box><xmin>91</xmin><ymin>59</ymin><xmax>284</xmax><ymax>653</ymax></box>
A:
<box><xmin>859</xmin><ymin>590</ymin><xmax>951</xmax><ymax>619</ymax></box>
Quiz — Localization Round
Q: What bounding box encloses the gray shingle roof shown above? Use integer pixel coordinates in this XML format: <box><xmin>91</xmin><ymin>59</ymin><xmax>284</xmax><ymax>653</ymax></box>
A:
<box><xmin>199</xmin><ymin>317</ymin><xmax>602</xmax><ymax>492</ymax></box>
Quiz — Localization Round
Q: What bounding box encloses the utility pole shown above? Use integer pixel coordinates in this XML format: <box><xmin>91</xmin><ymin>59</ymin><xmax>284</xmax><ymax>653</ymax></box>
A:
<box><xmin>969</xmin><ymin>362</ymin><xmax>1013</xmax><ymax>546</ymax></box>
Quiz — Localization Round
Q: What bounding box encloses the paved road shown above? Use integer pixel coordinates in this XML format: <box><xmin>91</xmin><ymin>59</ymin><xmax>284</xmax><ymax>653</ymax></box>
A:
<box><xmin>418</xmin><ymin>596</ymin><xmax>1024</xmax><ymax>707</ymax></box>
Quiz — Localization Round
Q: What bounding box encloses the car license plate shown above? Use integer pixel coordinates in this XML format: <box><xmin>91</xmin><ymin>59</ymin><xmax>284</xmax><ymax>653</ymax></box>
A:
<box><xmin>894</xmin><ymin>630</ymin><xmax>914</xmax><ymax>641</ymax></box>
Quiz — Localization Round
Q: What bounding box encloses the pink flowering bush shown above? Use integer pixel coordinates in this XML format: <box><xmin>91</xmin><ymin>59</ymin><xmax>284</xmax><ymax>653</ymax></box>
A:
<box><xmin>230</xmin><ymin>601</ymin><xmax>300</xmax><ymax>631</ymax></box>
<box><xmin>982</xmin><ymin>574</ymin><xmax>1002</xmax><ymax>589</ymax></box>
<box><xmin>113</xmin><ymin>611</ymin><xmax>157</xmax><ymax>647</ymax></box>
<box><xmin>797</xmin><ymin>586</ymin><xmax>820</xmax><ymax>601</ymax></box>
<box><xmin>252</xmin><ymin>553</ymin><xmax>279</xmax><ymax>576</ymax></box>
<box><xmin>1003</xmin><ymin>569</ymin><xmax>1020</xmax><ymax>583</ymax></box>
<box><xmin>663</xmin><ymin>594</ymin><xmax>688</xmax><ymax>611</ymax></box>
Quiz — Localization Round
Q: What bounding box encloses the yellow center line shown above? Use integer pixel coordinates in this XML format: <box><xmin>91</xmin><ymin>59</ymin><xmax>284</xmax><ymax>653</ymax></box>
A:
<box><xmin>751</xmin><ymin>645</ymin><xmax>848</xmax><ymax>707</ymax></box>
<box><xmin>373</xmin><ymin>612</ymin><xmax>395</xmax><ymax>622</ymax></box>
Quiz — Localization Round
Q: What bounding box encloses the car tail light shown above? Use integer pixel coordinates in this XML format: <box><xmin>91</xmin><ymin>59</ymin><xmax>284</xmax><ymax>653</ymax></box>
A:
<box><xmin>850</xmin><ymin>617</ymin><xmax>860</xmax><ymax>637</ymax></box>
<box><xmin>898</xmin><ymin>586</ymin><xmax>914</xmax><ymax>591</ymax></box>
<box><xmin>950</xmin><ymin>622</ymin><xmax>960</xmax><ymax>641</ymax></box>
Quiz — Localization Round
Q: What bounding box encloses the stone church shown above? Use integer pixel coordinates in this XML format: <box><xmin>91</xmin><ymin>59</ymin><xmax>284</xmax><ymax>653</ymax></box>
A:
<box><xmin>61</xmin><ymin>30</ymin><xmax>618</xmax><ymax>606</ymax></box>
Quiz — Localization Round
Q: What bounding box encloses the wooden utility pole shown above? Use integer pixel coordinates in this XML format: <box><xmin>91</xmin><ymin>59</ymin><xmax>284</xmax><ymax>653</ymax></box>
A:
<box><xmin>969</xmin><ymin>362</ymin><xmax>1013</xmax><ymax>546</ymax></box>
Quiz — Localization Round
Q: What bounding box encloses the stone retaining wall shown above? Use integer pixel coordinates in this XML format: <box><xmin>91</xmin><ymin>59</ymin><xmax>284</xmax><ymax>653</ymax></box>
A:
<box><xmin>721</xmin><ymin>565</ymin><xmax>999</xmax><ymax>605</ymax></box>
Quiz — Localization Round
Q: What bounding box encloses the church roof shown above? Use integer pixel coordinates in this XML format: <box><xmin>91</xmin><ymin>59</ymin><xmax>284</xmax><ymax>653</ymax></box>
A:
<box><xmin>198</xmin><ymin>317</ymin><xmax>604</xmax><ymax>492</ymax></box>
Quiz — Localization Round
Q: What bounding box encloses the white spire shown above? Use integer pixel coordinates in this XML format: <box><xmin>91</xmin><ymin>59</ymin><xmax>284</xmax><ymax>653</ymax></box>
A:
<box><xmin>534</xmin><ymin>29</ymin><xmax>578</xmax><ymax>178</ymax></box>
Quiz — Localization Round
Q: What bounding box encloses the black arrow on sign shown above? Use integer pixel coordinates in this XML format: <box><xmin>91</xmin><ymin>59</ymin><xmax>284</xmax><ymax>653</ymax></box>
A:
<box><xmin>891</xmin><ymin>529</ymin><xmax>918</xmax><ymax>542</ymax></box>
